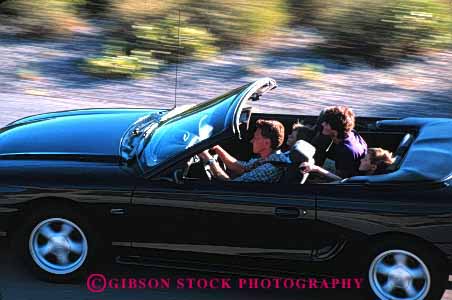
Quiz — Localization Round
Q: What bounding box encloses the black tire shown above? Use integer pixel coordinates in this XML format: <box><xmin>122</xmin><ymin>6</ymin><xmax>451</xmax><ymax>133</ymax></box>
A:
<box><xmin>362</xmin><ymin>238</ymin><xmax>448</xmax><ymax>300</ymax></box>
<box><xmin>13</xmin><ymin>206</ymin><xmax>99</xmax><ymax>283</ymax></box>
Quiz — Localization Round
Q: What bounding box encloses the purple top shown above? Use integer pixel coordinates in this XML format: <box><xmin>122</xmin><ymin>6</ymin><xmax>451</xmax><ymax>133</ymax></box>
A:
<box><xmin>327</xmin><ymin>130</ymin><xmax>367</xmax><ymax>178</ymax></box>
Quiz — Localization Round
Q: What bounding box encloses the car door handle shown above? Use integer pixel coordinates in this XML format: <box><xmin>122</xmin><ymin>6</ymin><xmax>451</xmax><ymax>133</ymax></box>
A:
<box><xmin>110</xmin><ymin>208</ymin><xmax>126</xmax><ymax>215</ymax></box>
<box><xmin>274</xmin><ymin>207</ymin><xmax>305</xmax><ymax>218</ymax></box>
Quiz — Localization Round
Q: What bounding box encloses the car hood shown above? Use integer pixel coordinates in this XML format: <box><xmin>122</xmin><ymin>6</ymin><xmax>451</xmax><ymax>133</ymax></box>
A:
<box><xmin>0</xmin><ymin>108</ymin><xmax>164</xmax><ymax>158</ymax></box>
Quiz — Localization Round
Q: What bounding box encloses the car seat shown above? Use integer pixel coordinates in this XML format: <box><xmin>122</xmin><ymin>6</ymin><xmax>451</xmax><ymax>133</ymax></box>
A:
<box><xmin>271</xmin><ymin>140</ymin><xmax>316</xmax><ymax>184</ymax></box>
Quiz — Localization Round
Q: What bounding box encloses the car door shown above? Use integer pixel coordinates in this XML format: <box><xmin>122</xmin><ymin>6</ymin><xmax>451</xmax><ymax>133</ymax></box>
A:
<box><xmin>125</xmin><ymin>77</ymin><xmax>321</xmax><ymax>269</ymax></box>
<box><xmin>129</xmin><ymin>179</ymin><xmax>318</xmax><ymax>270</ymax></box>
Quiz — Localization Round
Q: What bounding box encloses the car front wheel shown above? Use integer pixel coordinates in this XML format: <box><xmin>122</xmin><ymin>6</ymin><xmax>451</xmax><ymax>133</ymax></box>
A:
<box><xmin>15</xmin><ymin>207</ymin><xmax>97</xmax><ymax>282</ymax></box>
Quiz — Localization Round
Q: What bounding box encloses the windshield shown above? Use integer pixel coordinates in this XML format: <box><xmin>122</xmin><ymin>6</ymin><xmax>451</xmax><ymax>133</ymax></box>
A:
<box><xmin>139</xmin><ymin>84</ymin><xmax>249</xmax><ymax>169</ymax></box>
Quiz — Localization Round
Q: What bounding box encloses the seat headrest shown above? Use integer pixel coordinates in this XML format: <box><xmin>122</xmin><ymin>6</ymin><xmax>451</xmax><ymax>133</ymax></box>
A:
<box><xmin>386</xmin><ymin>133</ymin><xmax>414</xmax><ymax>172</ymax></box>
<box><xmin>290</xmin><ymin>140</ymin><xmax>316</xmax><ymax>164</ymax></box>
<box><xmin>394</xmin><ymin>133</ymin><xmax>414</xmax><ymax>156</ymax></box>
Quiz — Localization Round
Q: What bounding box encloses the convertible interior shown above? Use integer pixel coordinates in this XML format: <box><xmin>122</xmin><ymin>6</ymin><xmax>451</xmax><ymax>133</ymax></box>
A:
<box><xmin>174</xmin><ymin>106</ymin><xmax>415</xmax><ymax>185</ymax></box>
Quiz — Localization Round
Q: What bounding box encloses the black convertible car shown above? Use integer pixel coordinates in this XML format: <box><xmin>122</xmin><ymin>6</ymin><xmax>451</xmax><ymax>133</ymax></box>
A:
<box><xmin>0</xmin><ymin>78</ymin><xmax>451</xmax><ymax>300</ymax></box>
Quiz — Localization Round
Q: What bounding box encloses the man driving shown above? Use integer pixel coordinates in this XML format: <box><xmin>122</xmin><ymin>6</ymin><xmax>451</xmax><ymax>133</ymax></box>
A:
<box><xmin>198</xmin><ymin>119</ymin><xmax>290</xmax><ymax>182</ymax></box>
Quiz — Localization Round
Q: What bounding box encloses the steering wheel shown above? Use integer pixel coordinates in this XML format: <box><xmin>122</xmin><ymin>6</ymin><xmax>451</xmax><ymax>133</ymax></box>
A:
<box><xmin>182</xmin><ymin>152</ymin><xmax>227</xmax><ymax>182</ymax></box>
<box><xmin>182</xmin><ymin>154</ymin><xmax>201</xmax><ymax>179</ymax></box>
<box><xmin>202</xmin><ymin>153</ymin><xmax>227</xmax><ymax>181</ymax></box>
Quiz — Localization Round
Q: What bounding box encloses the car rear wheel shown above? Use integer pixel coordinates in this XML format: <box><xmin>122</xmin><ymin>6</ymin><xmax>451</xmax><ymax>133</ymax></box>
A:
<box><xmin>365</xmin><ymin>240</ymin><xmax>448</xmax><ymax>300</ymax></box>
<box><xmin>15</xmin><ymin>207</ymin><xmax>97</xmax><ymax>282</ymax></box>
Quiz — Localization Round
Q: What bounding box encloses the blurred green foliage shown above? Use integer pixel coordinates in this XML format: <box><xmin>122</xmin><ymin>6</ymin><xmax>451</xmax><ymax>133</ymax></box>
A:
<box><xmin>1</xmin><ymin>0</ymin><xmax>451</xmax><ymax>75</ymax></box>
<box><xmin>81</xmin><ymin>54</ymin><xmax>149</xmax><ymax>77</ymax></box>
<box><xmin>0</xmin><ymin>0</ymin><xmax>88</xmax><ymax>36</ymax></box>
<box><xmin>184</xmin><ymin>0</ymin><xmax>290</xmax><ymax>45</ymax></box>
<box><xmin>132</xmin><ymin>18</ymin><xmax>219</xmax><ymax>61</ymax></box>
<box><xmin>293</xmin><ymin>0</ymin><xmax>452</xmax><ymax>66</ymax></box>
<box><xmin>82</xmin><ymin>0</ymin><xmax>290</xmax><ymax>77</ymax></box>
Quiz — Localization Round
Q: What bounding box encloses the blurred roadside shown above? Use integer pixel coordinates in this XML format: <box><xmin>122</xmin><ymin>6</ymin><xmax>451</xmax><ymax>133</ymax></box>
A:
<box><xmin>0</xmin><ymin>0</ymin><xmax>451</xmax><ymax>125</ymax></box>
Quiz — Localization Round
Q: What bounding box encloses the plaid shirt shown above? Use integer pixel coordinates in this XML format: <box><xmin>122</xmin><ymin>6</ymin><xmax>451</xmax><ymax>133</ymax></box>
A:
<box><xmin>233</xmin><ymin>152</ymin><xmax>291</xmax><ymax>183</ymax></box>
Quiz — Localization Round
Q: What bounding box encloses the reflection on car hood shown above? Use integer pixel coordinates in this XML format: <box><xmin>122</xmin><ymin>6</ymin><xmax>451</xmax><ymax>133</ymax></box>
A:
<box><xmin>0</xmin><ymin>108</ymin><xmax>164</xmax><ymax>158</ymax></box>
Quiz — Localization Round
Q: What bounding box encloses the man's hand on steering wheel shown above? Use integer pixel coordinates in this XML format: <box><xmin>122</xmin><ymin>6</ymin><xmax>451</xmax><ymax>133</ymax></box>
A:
<box><xmin>198</xmin><ymin>149</ymin><xmax>212</xmax><ymax>162</ymax></box>
<box><xmin>198</xmin><ymin>147</ymin><xmax>228</xmax><ymax>181</ymax></box>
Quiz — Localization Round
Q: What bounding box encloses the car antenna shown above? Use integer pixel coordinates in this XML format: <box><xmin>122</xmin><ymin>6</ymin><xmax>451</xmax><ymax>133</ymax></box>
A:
<box><xmin>173</xmin><ymin>9</ymin><xmax>181</xmax><ymax>110</ymax></box>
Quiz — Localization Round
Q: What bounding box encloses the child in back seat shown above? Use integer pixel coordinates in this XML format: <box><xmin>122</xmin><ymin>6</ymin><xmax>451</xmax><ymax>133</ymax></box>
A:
<box><xmin>299</xmin><ymin>147</ymin><xmax>395</xmax><ymax>181</ymax></box>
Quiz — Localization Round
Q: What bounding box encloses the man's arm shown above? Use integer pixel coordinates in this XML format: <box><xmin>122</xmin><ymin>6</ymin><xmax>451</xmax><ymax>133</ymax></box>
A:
<box><xmin>232</xmin><ymin>163</ymin><xmax>280</xmax><ymax>183</ymax></box>
<box><xmin>198</xmin><ymin>150</ymin><xmax>231</xmax><ymax>181</ymax></box>
<box><xmin>211</xmin><ymin>145</ymin><xmax>245</xmax><ymax>175</ymax></box>
<box><xmin>209</xmin><ymin>160</ymin><xmax>230</xmax><ymax>180</ymax></box>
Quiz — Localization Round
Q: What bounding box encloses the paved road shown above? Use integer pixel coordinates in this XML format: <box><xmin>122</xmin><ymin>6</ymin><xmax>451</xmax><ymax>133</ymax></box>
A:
<box><xmin>0</xmin><ymin>239</ymin><xmax>361</xmax><ymax>300</ymax></box>
<box><xmin>0</xmin><ymin>240</ymin><xmax>451</xmax><ymax>300</ymax></box>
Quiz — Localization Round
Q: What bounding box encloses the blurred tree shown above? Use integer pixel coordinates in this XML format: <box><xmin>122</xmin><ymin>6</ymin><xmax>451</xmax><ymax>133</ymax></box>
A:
<box><xmin>3</xmin><ymin>0</ymin><xmax>449</xmax><ymax>75</ymax></box>
<box><xmin>82</xmin><ymin>0</ymin><xmax>290</xmax><ymax>77</ymax></box>
<box><xmin>0</xmin><ymin>0</ymin><xmax>88</xmax><ymax>37</ymax></box>
<box><xmin>83</xmin><ymin>0</ymin><xmax>112</xmax><ymax>17</ymax></box>
<box><xmin>291</xmin><ymin>0</ymin><xmax>452</xmax><ymax>66</ymax></box>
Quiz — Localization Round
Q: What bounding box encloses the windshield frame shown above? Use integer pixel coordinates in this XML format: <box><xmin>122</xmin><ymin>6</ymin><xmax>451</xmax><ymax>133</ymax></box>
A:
<box><xmin>136</xmin><ymin>77</ymin><xmax>276</xmax><ymax>178</ymax></box>
<box><xmin>136</xmin><ymin>84</ymin><xmax>251</xmax><ymax>173</ymax></box>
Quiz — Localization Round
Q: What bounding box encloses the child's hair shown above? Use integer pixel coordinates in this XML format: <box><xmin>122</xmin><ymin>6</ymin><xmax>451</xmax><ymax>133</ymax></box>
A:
<box><xmin>292</xmin><ymin>121</ymin><xmax>315</xmax><ymax>143</ymax></box>
<box><xmin>367</xmin><ymin>148</ymin><xmax>395</xmax><ymax>174</ymax></box>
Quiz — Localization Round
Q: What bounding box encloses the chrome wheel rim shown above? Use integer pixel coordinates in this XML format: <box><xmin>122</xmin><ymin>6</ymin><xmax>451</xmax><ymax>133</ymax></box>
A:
<box><xmin>369</xmin><ymin>249</ymin><xmax>431</xmax><ymax>300</ymax></box>
<box><xmin>29</xmin><ymin>218</ymin><xmax>88</xmax><ymax>275</ymax></box>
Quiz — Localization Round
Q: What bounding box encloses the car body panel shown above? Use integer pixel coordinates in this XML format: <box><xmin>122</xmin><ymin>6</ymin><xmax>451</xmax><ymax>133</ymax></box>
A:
<box><xmin>0</xmin><ymin>108</ymin><xmax>166</xmax><ymax>241</ymax></box>
<box><xmin>0</xmin><ymin>158</ymin><xmax>137</xmax><ymax>242</ymax></box>
<box><xmin>315</xmin><ymin>182</ymin><xmax>452</xmax><ymax>264</ymax></box>
<box><xmin>130</xmin><ymin>180</ymin><xmax>317</xmax><ymax>265</ymax></box>
<box><xmin>0</xmin><ymin>108</ymin><xmax>164</xmax><ymax>157</ymax></box>
<box><xmin>0</xmin><ymin>78</ymin><xmax>451</xmax><ymax>278</ymax></box>
<box><xmin>7</xmin><ymin>108</ymin><xmax>162</xmax><ymax>127</ymax></box>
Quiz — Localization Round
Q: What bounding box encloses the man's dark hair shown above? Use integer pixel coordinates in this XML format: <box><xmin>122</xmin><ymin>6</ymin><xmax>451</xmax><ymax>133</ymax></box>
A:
<box><xmin>255</xmin><ymin>119</ymin><xmax>285</xmax><ymax>150</ymax></box>
<box><xmin>322</xmin><ymin>106</ymin><xmax>355</xmax><ymax>139</ymax></box>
